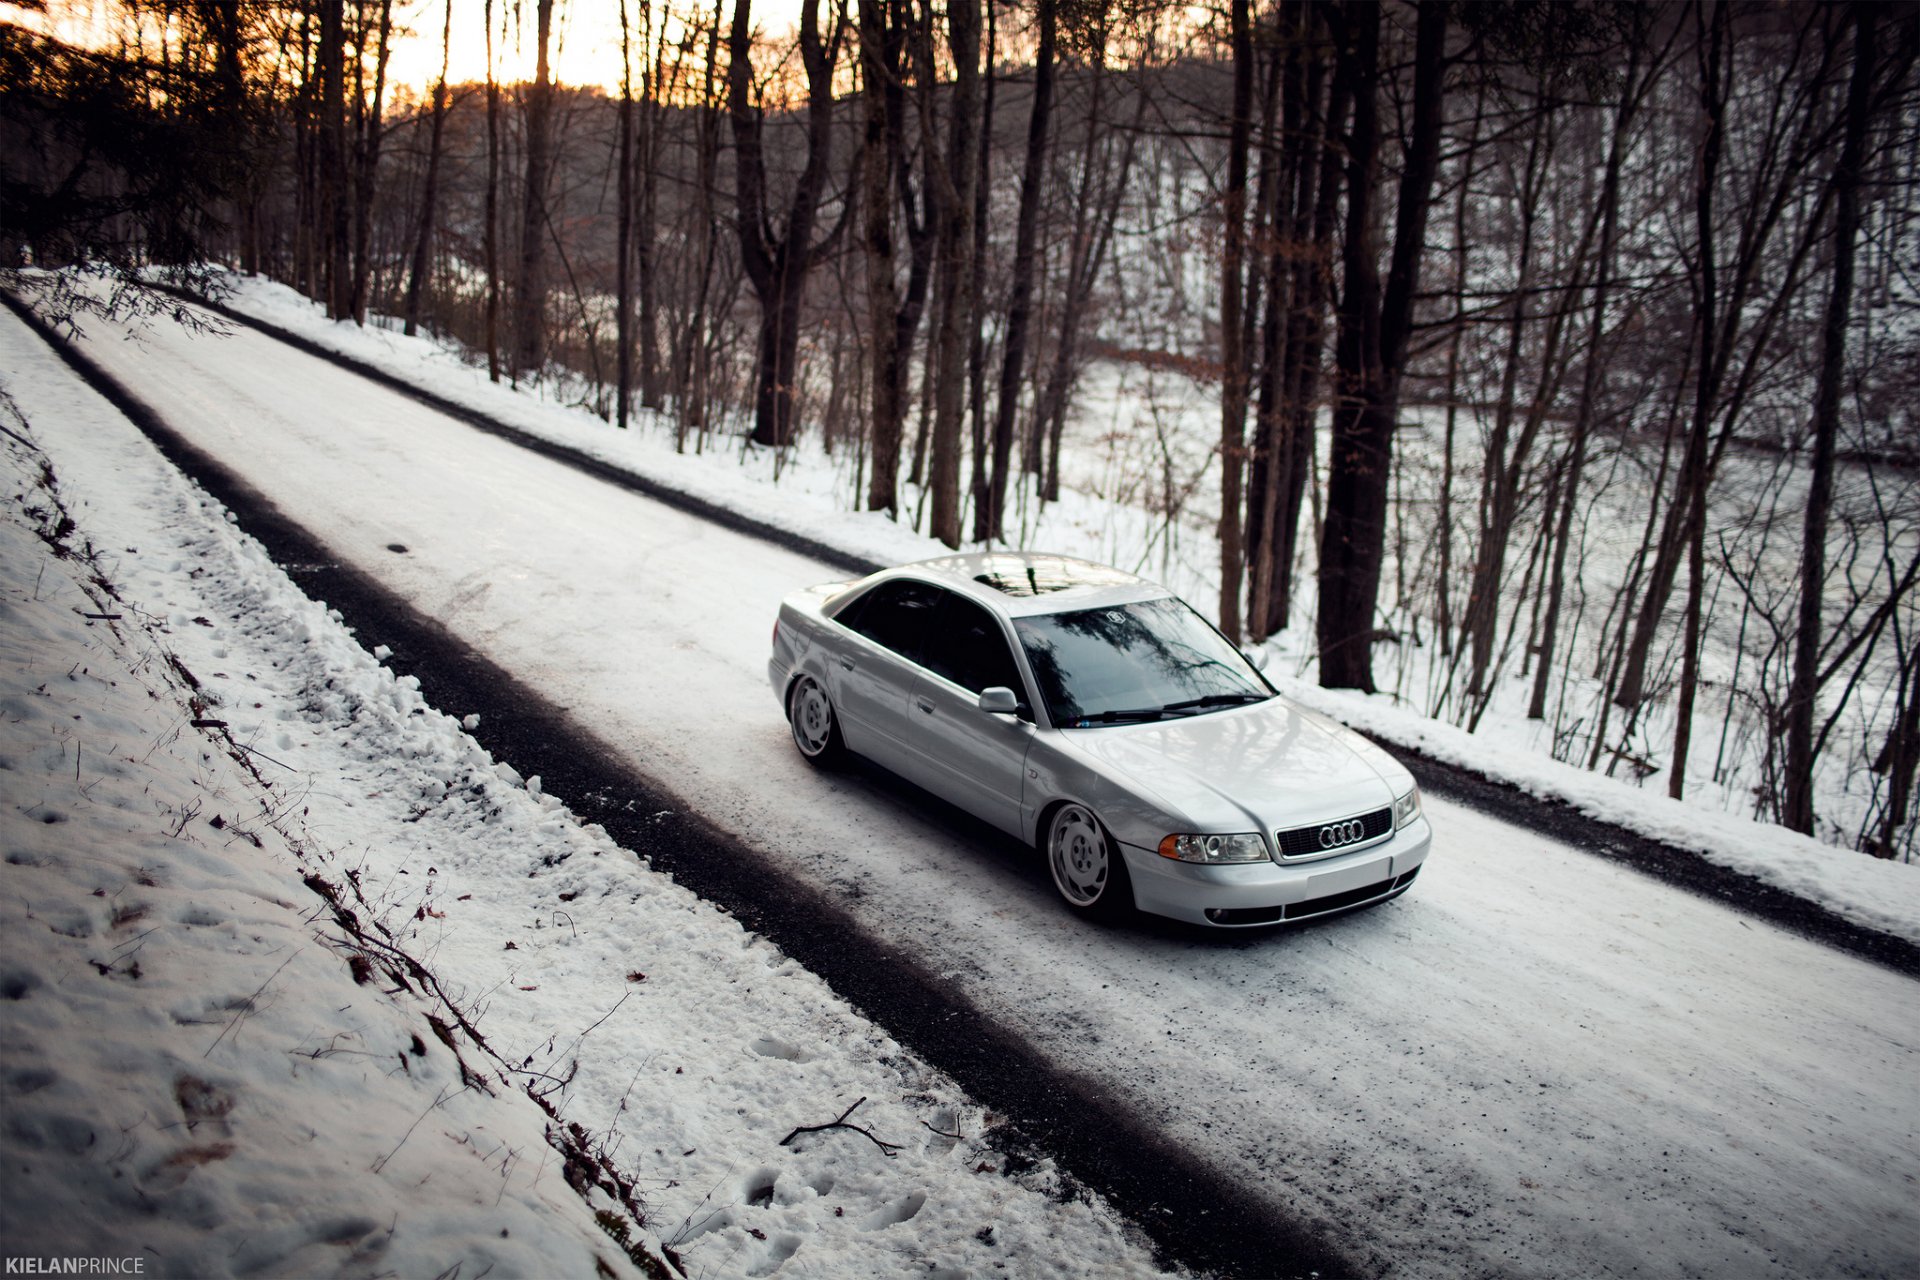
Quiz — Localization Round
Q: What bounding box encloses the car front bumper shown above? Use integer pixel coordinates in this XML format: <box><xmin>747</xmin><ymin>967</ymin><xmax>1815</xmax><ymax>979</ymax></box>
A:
<box><xmin>1121</xmin><ymin>816</ymin><xmax>1432</xmax><ymax>927</ymax></box>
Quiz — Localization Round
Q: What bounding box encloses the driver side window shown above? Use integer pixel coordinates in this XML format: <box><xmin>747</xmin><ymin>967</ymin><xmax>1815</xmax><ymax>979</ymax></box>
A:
<box><xmin>921</xmin><ymin>595</ymin><xmax>1025</xmax><ymax>697</ymax></box>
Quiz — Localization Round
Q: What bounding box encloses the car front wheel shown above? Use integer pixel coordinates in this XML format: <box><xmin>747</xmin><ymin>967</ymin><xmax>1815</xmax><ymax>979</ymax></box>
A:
<box><xmin>787</xmin><ymin>675</ymin><xmax>844</xmax><ymax>765</ymax></box>
<box><xmin>1046</xmin><ymin>803</ymin><xmax>1132</xmax><ymax>919</ymax></box>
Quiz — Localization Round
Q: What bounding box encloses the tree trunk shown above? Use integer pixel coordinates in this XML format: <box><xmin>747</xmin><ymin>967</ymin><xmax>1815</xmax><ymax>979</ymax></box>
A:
<box><xmin>616</xmin><ymin>0</ymin><xmax>637</xmax><ymax>428</ymax></box>
<box><xmin>483</xmin><ymin>0</ymin><xmax>502</xmax><ymax>382</ymax></box>
<box><xmin>1247</xmin><ymin>19</ymin><xmax>1311</xmax><ymax>642</ymax></box>
<box><xmin>1317</xmin><ymin>0</ymin><xmax>1447</xmax><ymax>692</ymax></box>
<box><xmin>731</xmin><ymin>0</ymin><xmax>840</xmax><ymax>450</ymax></box>
<box><xmin>1269</xmin><ymin>45</ymin><xmax>1349</xmax><ymax>637</ymax></box>
<box><xmin>403</xmin><ymin>0</ymin><xmax>453</xmax><ymax>337</ymax></box>
<box><xmin>860</xmin><ymin>0</ymin><xmax>905</xmax><ymax>513</ymax></box>
<box><xmin>966</xmin><ymin>1</ymin><xmax>997</xmax><ymax>543</ymax></box>
<box><xmin>1216</xmin><ymin>0</ymin><xmax>1254</xmax><ymax>643</ymax></box>
<box><xmin>1783</xmin><ymin>2</ymin><xmax>1876</xmax><ymax>831</ymax></box>
<box><xmin>349</xmin><ymin>0</ymin><xmax>393</xmax><ymax>326</ymax></box>
<box><xmin>1872</xmin><ymin>641</ymin><xmax>1920</xmax><ymax>859</ymax></box>
<box><xmin>1670</xmin><ymin>0</ymin><xmax>1727</xmax><ymax>801</ymax></box>
<box><xmin>982</xmin><ymin>0</ymin><xmax>1054</xmax><ymax>541</ymax></box>
<box><xmin>514</xmin><ymin>0</ymin><xmax>556</xmax><ymax>378</ymax></box>
<box><xmin>927</xmin><ymin>0</ymin><xmax>980</xmax><ymax>548</ymax></box>
<box><xmin>318</xmin><ymin>0</ymin><xmax>351</xmax><ymax>321</ymax></box>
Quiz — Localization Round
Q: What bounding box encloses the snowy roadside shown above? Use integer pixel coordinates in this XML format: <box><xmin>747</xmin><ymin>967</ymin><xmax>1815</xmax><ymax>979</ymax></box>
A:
<box><xmin>0</xmin><ymin>367</ymin><xmax>1160</xmax><ymax>1274</ymax></box>
<box><xmin>197</xmin><ymin>274</ymin><xmax>1920</xmax><ymax>949</ymax></box>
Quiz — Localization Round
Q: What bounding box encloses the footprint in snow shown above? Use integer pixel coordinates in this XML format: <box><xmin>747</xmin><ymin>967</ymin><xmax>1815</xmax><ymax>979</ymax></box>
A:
<box><xmin>4</xmin><ymin>1067</ymin><xmax>58</xmax><ymax>1095</ymax></box>
<box><xmin>744</xmin><ymin>1168</ymin><xmax>778</xmax><ymax>1208</ymax></box>
<box><xmin>860</xmin><ymin>1191</ymin><xmax>927</xmax><ymax>1231</ymax></box>
<box><xmin>0</xmin><ymin>966</ymin><xmax>42</xmax><ymax>1001</ymax></box>
<box><xmin>744</xmin><ymin>1232</ymin><xmax>802</xmax><ymax>1277</ymax></box>
<box><xmin>749</xmin><ymin>1036</ymin><xmax>814</xmax><ymax>1064</ymax></box>
<box><xmin>923</xmin><ymin>1107</ymin><xmax>962</xmax><ymax>1155</ymax></box>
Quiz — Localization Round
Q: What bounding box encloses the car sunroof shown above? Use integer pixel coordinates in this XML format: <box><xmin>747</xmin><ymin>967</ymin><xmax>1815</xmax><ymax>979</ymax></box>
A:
<box><xmin>972</xmin><ymin>556</ymin><xmax>1136</xmax><ymax>597</ymax></box>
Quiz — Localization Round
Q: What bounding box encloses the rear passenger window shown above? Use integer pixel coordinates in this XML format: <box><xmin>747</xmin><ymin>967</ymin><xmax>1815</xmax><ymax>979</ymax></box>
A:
<box><xmin>840</xmin><ymin>579</ymin><xmax>943</xmax><ymax>662</ymax></box>
<box><xmin>922</xmin><ymin>595</ymin><xmax>1025</xmax><ymax>696</ymax></box>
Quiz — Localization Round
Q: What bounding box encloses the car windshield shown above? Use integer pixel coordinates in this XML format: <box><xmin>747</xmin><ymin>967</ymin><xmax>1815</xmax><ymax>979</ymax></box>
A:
<box><xmin>1014</xmin><ymin>597</ymin><xmax>1272</xmax><ymax>727</ymax></box>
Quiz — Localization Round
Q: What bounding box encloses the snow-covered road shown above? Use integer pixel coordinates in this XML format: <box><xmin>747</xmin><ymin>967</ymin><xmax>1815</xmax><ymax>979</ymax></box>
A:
<box><xmin>41</xmin><ymin>307</ymin><xmax>1920</xmax><ymax>1278</ymax></box>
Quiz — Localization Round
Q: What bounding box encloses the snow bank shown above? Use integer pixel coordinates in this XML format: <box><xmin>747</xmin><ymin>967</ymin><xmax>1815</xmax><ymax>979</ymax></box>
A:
<box><xmin>0</xmin><ymin>435</ymin><xmax>662</xmax><ymax>1277</ymax></box>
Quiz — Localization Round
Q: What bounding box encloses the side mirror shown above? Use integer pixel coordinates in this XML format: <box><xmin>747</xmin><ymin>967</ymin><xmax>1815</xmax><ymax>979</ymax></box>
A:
<box><xmin>1240</xmin><ymin>647</ymin><xmax>1269</xmax><ymax>671</ymax></box>
<box><xmin>978</xmin><ymin>686</ymin><xmax>1021</xmax><ymax>715</ymax></box>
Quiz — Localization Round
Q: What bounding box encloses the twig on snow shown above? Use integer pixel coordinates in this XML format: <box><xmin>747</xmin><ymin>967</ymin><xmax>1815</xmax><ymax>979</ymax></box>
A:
<box><xmin>372</xmin><ymin>1082</ymin><xmax>467</xmax><ymax>1173</ymax></box>
<box><xmin>204</xmin><ymin>947</ymin><xmax>301</xmax><ymax>1058</ymax></box>
<box><xmin>779</xmin><ymin>1097</ymin><xmax>901</xmax><ymax>1156</ymax></box>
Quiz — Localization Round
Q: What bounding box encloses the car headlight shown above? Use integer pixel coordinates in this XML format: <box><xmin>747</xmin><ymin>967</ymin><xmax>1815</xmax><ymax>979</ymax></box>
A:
<box><xmin>1157</xmin><ymin>833</ymin><xmax>1270</xmax><ymax>864</ymax></box>
<box><xmin>1393</xmin><ymin>784</ymin><xmax>1422</xmax><ymax>830</ymax></box>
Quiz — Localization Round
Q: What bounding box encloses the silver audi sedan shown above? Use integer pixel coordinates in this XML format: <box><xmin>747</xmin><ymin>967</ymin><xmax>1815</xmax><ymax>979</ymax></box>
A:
<box><xmin>768</xmin><ymin>553</ymin><xmax>1431</xmax><ymax>927</ymax></box>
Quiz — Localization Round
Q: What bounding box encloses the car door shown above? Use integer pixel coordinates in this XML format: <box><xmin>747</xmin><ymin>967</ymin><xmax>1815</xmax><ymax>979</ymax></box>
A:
<box><xmin>830</xmin><ymin>578</ymin><xmax>941</xmax><ymax>759</ymax></box>
<box><xmin>905</xmin><ymin>593</ymin><xmax>1033</xmax><ymax>834</ymax></box>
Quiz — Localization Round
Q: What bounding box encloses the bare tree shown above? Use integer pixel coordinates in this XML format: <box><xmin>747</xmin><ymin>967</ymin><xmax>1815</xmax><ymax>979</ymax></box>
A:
<box><xmin>981</xmin><ymin>0</ymin><xmax>1057</xmax><ymax>543</ymax></box>
<box><xmin>402</xmin><ymin>0</ymin><xmax>452</xmax><ymax>337</ymax></box>
<box><xmin>1530</xmin><ymin>33</ymin><xmax>1655</xmax><ymax>721</ymax></box>
<box><xmin>318</xmin><ymin>0</ymin><xmax>351</xmax><ymax>319</ymax></box>
<box><xmin>513</xmin><ymin>0</ymin><xmax>556</xmax><ymax>377</ymax></box>
<box><xmin>859</xmin><ymin>0</ymin><xmax>932</xmax><ymax>514</ymax></box>
<box><xmin>616</xmin><ymin>0</ymin><xmax>639</xmax><ymax>428</ymax></box>
<box><xmin>1215</xmin><ymin>0</ymin><xmax>1253</xmax><ymax>642</ymax></box>
<box><xmin>1317</xmin><ymin>0</ymin><xmax>1448</xmax><ymax>691</ymax></box>
<box><xmin>348</xmin><ymin>0</ymin><xmax>393</xmax><ymax>324</ymax></box>
<box><xmin>926</xmin><ymin>0</ymin><xmax>982</xmax><ymax>547</ymax></box>
<box><xmin>483</xmin><ymin>0</ymin><xmax>503</xmax><ymax>381</ymax></box>
<box><xmin>1784</xmin><ymin>3</ymin><xmax>1883</xmax><ymax>830</ymax></box>
<box><xmin>729</xmin><ymin>0</ymin><xmax>845</xmax><ymax>449</ymax></box>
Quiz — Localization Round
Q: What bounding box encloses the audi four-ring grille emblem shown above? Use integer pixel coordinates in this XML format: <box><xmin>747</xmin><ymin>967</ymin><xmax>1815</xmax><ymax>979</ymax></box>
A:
<box><xmin>1319</xmin><ymin>819</ymin><xmax>1366</xmax><ymax>849</ymax></box>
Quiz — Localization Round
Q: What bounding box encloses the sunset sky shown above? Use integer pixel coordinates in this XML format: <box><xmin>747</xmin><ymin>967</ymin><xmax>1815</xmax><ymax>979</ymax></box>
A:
<box><xmin>5</xmin><ymin>0</ymin><xmax>811</xmax><ymax>95</ymax></box>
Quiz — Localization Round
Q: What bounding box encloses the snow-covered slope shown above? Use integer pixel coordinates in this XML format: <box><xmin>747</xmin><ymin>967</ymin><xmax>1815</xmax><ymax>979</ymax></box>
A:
<box><xmin>0</xmin><ymin>365</ymin><xmax>1157</xmax><ymax>1275</ymax></box>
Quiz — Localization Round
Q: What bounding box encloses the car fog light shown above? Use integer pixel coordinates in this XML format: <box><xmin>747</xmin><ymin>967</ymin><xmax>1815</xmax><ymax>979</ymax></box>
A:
<box><xmin>1393</xmin><ymin>784</ymin><xmax>1422</xmax><ymax>830</ymax></box>
<box><xmin>1158</xmin><ymin>833</ymin><xmax>1270</xmax><ymax>864</ymax></box>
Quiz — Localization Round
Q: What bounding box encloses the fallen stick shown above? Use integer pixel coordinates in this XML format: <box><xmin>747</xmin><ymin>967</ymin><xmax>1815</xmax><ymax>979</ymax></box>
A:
<box><xmin>779</xmin><ymin>1097</ymin><xmax>900</xmax><ymax>1156</ymax></box>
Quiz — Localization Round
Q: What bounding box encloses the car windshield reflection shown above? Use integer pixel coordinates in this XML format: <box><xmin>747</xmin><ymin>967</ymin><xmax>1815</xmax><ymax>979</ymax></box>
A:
<box><xmin>1014</xmin><ymin>597</ymin><xmax>1272</xmax><ymax>727</ymax></box>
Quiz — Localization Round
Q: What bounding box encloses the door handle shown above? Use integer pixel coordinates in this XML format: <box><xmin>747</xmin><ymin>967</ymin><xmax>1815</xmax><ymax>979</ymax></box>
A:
<box><xmin>839</xmin><ymin>657</ymin><xmax>854</xmax><ymax>671</ymax></box>
<box><xmin>916</xmin><ymin>697</ymin><xmax>934</xmax><ymax>715</ymax></box>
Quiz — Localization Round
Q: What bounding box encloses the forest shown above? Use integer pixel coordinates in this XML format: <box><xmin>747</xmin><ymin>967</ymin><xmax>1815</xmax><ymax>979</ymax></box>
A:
<box><xmin>2</xmin><ymin>0</ymin><xmax>1917</xmax><ymax>860</ymax></box>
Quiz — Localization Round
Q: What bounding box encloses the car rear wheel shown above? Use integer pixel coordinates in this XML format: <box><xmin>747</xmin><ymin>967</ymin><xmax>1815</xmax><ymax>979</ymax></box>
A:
<box><xmin>787</xmin><ymin>675</ymin><xmax>844</xmax><ymax>765</ymax></box>
<box><xmin>1046</xmin><ymin>803</ymin><xmax>1132</xmax><ymax>919</ymax></box>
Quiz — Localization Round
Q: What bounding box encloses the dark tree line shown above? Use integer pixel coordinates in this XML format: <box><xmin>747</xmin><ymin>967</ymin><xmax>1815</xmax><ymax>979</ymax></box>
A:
<box><xmin>3</xmin><ymin>0</ymin><xmax>1917</xmax><ymax>858</ymax></box>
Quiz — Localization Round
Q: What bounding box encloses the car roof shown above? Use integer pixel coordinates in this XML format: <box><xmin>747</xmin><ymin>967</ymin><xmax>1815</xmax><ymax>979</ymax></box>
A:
<box><xmin>873</xmin><ymin>552</ymin><xmax>1172</xmax><ymax>618</ymax></box>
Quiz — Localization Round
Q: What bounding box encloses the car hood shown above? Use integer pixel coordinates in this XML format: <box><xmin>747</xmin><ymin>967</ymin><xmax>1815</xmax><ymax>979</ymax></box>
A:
<box><xmin>1062</xmin><ymin>697</ymin><xmax>1401</xmax><ymax>834</ymax></box>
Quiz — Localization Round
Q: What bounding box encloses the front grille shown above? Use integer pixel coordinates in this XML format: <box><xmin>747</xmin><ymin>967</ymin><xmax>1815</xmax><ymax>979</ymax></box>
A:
<box><xmin>1275</xmin><ymin>806</ymin><xmax>1393</xmax><ymax>859</ymax></box>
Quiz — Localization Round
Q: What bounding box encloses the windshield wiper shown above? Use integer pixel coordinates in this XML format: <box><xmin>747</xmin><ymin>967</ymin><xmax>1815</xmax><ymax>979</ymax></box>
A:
<box><xmin>1075</xmin><ymin>706</ymin><xmax>1166</xmax><ymax>724</ymax></box>
<box><xmin>1160</xmin><ymin>692</ymin><xmax>1269</xmax><ymax>715</ymax></box>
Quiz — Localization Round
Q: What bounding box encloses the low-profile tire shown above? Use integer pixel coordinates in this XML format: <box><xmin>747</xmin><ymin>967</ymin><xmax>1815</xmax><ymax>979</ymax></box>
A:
<box><xmin>1045</xmin><ymin>803</ymin><xmax>1133</xmax><ymax>920</ymax></box>
<box><xmin>787</xmin><ymin>675</ymin><xmax>845</xmax><ymax>766</ymax></box>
